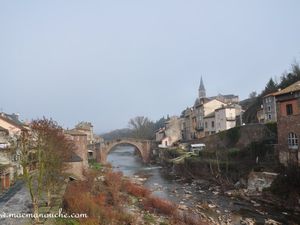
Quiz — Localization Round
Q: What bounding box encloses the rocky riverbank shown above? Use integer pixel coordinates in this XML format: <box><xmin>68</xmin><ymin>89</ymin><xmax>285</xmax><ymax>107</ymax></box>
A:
<box><xmin>135</xmin><ymin>161</ymin><xmax>300</xmax><ymax>225</ymax></box>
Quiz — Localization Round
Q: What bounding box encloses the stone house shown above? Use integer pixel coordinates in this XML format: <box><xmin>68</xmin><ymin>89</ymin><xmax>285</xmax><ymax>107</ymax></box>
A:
<box><xmin>203</xmin><ymin>112</ymin><xmax>216</xmax><ymax>136</ymax></box>
<box><xmin>262</xmin><ymin>93</ymin><xmax>277</xmax><ymax>123</ymax></box>
<box><xmin>195</xmin><ymin>99</ymin><xmax>225</xmax><ymax>138</ymax></box>
<box><xmin>203</xmin><ymin>104</ymin><xmax>242</xmax><ymax>136</ymax></box>
<box><xmin>181</xmin><ymin>107</ymin><xmax>196</xmax><ymax>141</ymax></box>
<box><xmin>0</xmin><ymin>113</ymin><xmax>27</xmax><ymax>192</ymax></box>
<box><xmin>0</xmin><ymin>113</ymin><xmax>28</xmax><ymax>136</ymax></box>
<box><xmin>75</xmin><ymin>122</ymin><xmax>94</xmax><ymax>144</ymax></box>
<box><xmin>64</xmin><ymin>129</ymin><xmax>89</xmax><ymax>180</ymax></box>
<box><xmin>74</xmin><ymin>122</ymin><xmax>104</xmax><ymax>161</ymax></box>
<box><xmin>215</xmin><ymin>105</ymin><xmax>237</xmax><ymax>133</ymax></box>
<box><xmin>256</xmin><ymin>108</ymin><xmax>265</xmax><ymax>124</ymax></box>
<box><xmin>155</xmin><ymin>127</ymin><xmax>165</xmax><ymax>142</ymax></box>
<box><xmin>180</xmin><ymin>77</ymin><xmax>240</xmax><ymax>140</ymax></box>
<box><xmin>157</xmin><ymin>116</ymin><xmax>183</xmax><ymax>147</ymax></box>
<box><xmin>274</xmin><ymin>81</ymin><xmax>300</xmax><ymax>167</ymax></box>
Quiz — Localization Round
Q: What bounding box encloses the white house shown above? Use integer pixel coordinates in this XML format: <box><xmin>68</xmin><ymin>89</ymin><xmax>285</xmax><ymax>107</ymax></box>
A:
<box><xmin>215</xmin><ymin>106</ymin><xmax>237</xmax><ymax>133</ymax></box>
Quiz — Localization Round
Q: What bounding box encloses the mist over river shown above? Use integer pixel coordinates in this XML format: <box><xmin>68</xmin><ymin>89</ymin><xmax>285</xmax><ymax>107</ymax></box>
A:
<box><xmin>107</xmin><ymin>145</ymin><xmax>299</xmax><ymax>225</ymax></box>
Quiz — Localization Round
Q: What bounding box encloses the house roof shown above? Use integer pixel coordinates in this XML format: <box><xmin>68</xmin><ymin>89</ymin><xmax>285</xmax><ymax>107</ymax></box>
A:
<box><xmin>263</xmin><ymin>92</ymin><xmax>277</xmax><ymax>97</ymax></box>
<box><xmin>273</xmin><ymin>81</ymin><xmax>300</xmax><ymax>96</ymax></box>
<box><xmin>0</xmin><ymin>113</ymin><xmax>27</xmax><ymax>130</ymax></box>
<box><xmin>215</xmin><ymin>105</ymin><xmax>236</xmax><ymax>111</ymax></box>
<box><xmin>65</xmin><ymin>129</ymin><xmax>87</xmax><ymax>136</ymax></box>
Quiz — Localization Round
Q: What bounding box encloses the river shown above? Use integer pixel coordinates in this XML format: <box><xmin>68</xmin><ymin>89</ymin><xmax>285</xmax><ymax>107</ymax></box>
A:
<box><xmin>107</xmin><ymin>145</ymin><xmax>299</xmax><ymax>225</ymax></box>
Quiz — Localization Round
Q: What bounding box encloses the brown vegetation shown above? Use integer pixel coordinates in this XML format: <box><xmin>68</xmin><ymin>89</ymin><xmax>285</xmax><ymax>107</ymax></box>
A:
<box><xmin>123</xmin><ymin>180</ymin><xmax>151</xmax><ymax>198</ymax></box>
<box><xmin>143</xmin><ymin>196</ymin><xmax>176</xmax><ymax>215</ymax></box>
<box><xmin>63</xmin><ymin>174</ymin><xmax>136</xmax><ymax>225</ymax></box>
<box><xmin>63</xmin><ymin>167</ymin><xmax>207</xmax><ymax>225</ymax></box>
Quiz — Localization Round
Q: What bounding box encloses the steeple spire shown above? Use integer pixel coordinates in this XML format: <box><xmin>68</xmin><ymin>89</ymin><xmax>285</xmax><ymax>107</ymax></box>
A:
<box><xmin>198</xmin><ymin>76</ymin><xmax>206</xmax><ymax>99</ymax></box>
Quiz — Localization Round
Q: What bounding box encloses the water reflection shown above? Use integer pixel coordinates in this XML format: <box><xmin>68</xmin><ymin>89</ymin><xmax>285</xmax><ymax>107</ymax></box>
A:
<box><xmin>107</xmin><ymin>145</ymin><xmax>172</xmax><ymax>199</ymax></box>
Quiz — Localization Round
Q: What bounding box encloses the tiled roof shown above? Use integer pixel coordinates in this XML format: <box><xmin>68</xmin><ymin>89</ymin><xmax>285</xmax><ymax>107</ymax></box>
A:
<box><xmin>273</xmin><ymin>81</ymin><xmax>300</xmax><ymax>96</ymax></box>
<box><xmin>65</xmin><ymin>129</ymin><xmax>87</xmax><ymax>136</ymax></box>
<box><xmin>0</xmin><ymin>113</ymin><xmax>26</xmax><ymax>130</ymax></box>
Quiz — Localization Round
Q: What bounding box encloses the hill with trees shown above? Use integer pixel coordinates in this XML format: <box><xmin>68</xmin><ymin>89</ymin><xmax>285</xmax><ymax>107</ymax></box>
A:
<box><xmin>242</xmin><ymin>62</ymin><xmax>300</xmax><ymax>124</ymax></box>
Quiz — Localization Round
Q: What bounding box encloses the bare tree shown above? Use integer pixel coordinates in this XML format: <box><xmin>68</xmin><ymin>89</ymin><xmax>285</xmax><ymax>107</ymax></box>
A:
<box><xmin>15</xmin><ymin>118</ymin><xmax>73</xmax><ymax>223</ymax></box>
<box><xmin>128</xmin><ymin>116</ymin><xmax>155</xmax><ymax>139</ymax></box>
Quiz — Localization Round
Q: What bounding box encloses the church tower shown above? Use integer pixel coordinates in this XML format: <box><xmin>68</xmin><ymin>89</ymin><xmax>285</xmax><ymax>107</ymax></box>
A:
<box><xmin>198</xmin><ymin>76</ymin><xmax>206</xmax><ymax>99</ymax></box>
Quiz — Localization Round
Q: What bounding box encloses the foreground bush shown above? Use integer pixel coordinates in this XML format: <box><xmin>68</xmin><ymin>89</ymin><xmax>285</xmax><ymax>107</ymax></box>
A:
<box><xmin>268</xmin><ymin>166</ymin><xmax>300</xmax><ymax>206</ymax></box>
<box><xmin>123</xmin><ymin>180</ymin><xmax>151</xmax><ymax>198</ymax></box>
<box><xmin>63</xmin><ymin>178</ymin><xmax>135</xmax><ymax>225</ymax></box>
<box><xmin>143</xmin><ymin>196</ymin><xmax>176</xmax><ymax>215</ymax></box>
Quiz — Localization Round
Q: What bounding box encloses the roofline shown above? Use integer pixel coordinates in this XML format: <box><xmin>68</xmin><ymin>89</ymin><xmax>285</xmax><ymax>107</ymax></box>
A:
<box><xmin>0</xmin><ymin>115</ymin><xmax>27</xmax><ymax>130</ymax></box>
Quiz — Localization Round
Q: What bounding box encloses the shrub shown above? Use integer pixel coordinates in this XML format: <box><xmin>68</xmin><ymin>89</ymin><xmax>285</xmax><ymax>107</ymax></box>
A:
<box><xmin>143</xmin><ymin>196</ymin><xmax>176</xmax><ymax>215</ymax></box>
<box><xmin>104</xmin><ymin>171</ymin><xmax>123</xmax><ymax>206</ymax></box>
<box><xmin>226</xmin><ymin>126</ymin><xmax>240</xmax><ymax>146</ymax></box>
<box><xmin>123</xmin><ymin>180</ymin><xmax>151</xmax><ymax>198</ymax></box>
<box><xmin>171</xmin><ymin>212</ymin><xmax>207</xmax><ymax>225</ymax></box>
<box><xmin>269</xmin><ymin>166</ymin><xmax>300</xmax><ymax>204</ymax></box>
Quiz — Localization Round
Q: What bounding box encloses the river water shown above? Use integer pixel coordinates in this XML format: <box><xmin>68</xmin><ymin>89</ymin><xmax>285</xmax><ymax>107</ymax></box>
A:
<box><xmin>107</xmin><ymin>145</ymin><xmax>299</xmax><ymax>225</ymax></box>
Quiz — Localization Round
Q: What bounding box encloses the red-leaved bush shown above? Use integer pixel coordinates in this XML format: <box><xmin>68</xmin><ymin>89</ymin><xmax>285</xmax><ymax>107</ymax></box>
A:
<box><xmin>123</xmin><ymin>180</ymin><xmax>151</xmax><ymax>198</ymax></box>
<box><xmin>143</xmin><ymin>196</ymin><xmax>176</xmax><ymax>215</ymax></box>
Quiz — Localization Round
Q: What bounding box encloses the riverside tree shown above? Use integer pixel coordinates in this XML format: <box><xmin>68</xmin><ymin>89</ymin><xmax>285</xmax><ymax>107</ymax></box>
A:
<box><xmin>16</xmin><ymin>118</ymin><xmax>73</xmax><ymax>223</ymax></box>
<box><xmin>128</xmin><ymin>116</ymin><xmax>155</xmax><ymax>139</ymax></box>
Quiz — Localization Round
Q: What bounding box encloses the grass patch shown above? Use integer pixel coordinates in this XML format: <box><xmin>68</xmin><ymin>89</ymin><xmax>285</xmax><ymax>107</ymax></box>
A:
<box><xmin>88</xmin><ymin>159</ymin><xmax>103</xmax><ymax>170</ymax></box>
<box><xmin>144</xmin><ymin>212</ymin><xmax>156</xmax><ymax>224</ymax></box>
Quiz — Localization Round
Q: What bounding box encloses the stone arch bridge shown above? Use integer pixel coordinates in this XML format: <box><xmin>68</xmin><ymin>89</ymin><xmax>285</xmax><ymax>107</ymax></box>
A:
<box><xmin>97</xmin><ymin>138</ymin><xmax>153</xmax><ymax>163</ymax></box>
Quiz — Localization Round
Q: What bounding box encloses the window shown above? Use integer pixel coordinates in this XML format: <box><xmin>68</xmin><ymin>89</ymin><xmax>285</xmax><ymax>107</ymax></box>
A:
<box><xmin>205</xmin><ymin>122</ymin><xmax>208</xmax><ymax>128</ymax></box>
<box><xmin>288</xmin><ymin>132</ymin><xmax>298</xmax><ymax>149</ymax></box>
<box><xmin>286</xmin><ymin>104</ymin><xmax>293</xmax><ymax>115</ymax></box>
<box><xmin>268</xmin><ymin>114</ymin><xmax>272</xmax><ymax>120</ymax></box>
<box><xmin>267</xmin><ymin>106</ymin><xmax>271</xmax><ymax>112</ymax></box>
<box><xmin>211</xmin><ymin>121</ymin><xmax>215</xmax><ymax>128</ymax></box>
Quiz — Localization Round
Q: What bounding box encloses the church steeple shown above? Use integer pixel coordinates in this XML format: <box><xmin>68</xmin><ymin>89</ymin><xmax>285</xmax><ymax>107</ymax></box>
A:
<box><xmin>198</xmin><ymin>76</ymin><xmax>206</xmax><ymax>99</ymax></box>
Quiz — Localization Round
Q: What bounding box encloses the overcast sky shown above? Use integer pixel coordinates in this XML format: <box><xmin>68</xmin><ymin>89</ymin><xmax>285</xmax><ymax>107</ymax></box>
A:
<box><xmin>1</xmin><ymin>1</ymin><xmax>300</xmax><ymax>133</ymax></box>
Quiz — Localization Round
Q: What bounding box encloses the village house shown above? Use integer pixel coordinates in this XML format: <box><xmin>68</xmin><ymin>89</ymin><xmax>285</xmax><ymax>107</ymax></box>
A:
<box><xmin>194</xmin><ymin>99</ymin><xmax>225</xmax><ymax>138</ymax></box>
<box><xmin>203</xmin><ymin>112</ymin><xmax>216</xmax><ymax>136</ymax></box>
<box><xmin>181</xmin><ymin>107</ymin><xmax>196</xmax><ymax>141</ymax></box>
<box><xmin>64</xmin><ymin>129</ymin><xmax>89</xmax><ymax>180</ymax></box>
<box><xmin>155</xmin><ymin>127</ymin><xmax>165</xmax><ymax>143</ymax></box>
<box><xmin>262</xmin><ymin>93</ymin><xmax>277</xmax><ymax>123</ymax></box>
<box><xmin>273</xmin><ymin>81</ymin><xmax>300</xmax><ymax>167</ymax></box>
<box><xmin>0</xmin><ymin>113</ymin><xmax>27</xmax><ymax>192</ymax></box>
<box><xmin>257</xmin><ymin>107</ymin><xmax>265</xmax><ymax>124</ymax></box>
<box><xmin>0</xmin><ymin>112</ymin><xmax>28</xmax><ymax>136</ymax></box>
<box><xmin>157</xmin><ymin>116</ymin><xmax>183</xmax><ymax>148</ymax></box>
<box><xmin>215</xmin><ymin>105</ymin><xmax>238</xmax><ymax>133</ymax></box>
<box><xmin>181</xmin><ymin>78</ymin><xmax>241</xmax><ymax>140</ymax></box>
<box><xmin>74</xmin><ymin>121</ymin><xmax>104</xmax><ymax>160</ymax></box>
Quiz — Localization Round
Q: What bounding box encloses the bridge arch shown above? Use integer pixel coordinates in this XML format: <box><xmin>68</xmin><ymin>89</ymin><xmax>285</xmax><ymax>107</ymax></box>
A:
<box><xmin>105</xmin><ymin>141</ymin><xmax>144</xmax><ymax>160</ymax></box>
<box><xmin>99</xmin><ymin>138</ymin><xmax>152</xmax><ymax>164</ymax></box>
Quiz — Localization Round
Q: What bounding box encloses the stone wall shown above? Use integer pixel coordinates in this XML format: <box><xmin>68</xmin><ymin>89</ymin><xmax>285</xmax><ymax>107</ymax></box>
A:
<box><xmin>64</xmin><ymin>161</ymin><xmax>85</xmax><ymax>180</ymax></box>
<box><xmin>187</xmin><ymin>124</ymin><xmax>275</xmax><ymax>151</ymax></box>
<box><xmin>277</xmin><ymin>114</ymin><xmax>300</xmax><ymax>167</ymax></box>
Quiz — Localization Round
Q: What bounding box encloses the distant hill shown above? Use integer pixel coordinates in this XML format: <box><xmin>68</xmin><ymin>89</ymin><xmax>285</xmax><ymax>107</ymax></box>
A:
<box><xmin>100</xmin><ymin>128</ymin><xmax>133</xmax><ymax>141</ymax></box>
